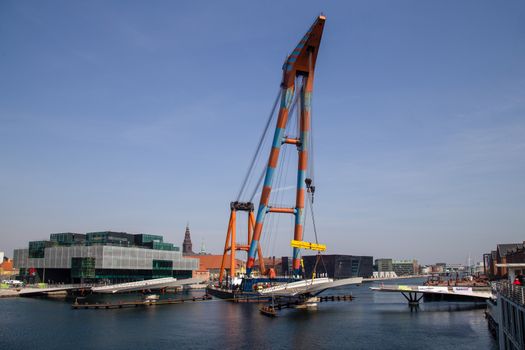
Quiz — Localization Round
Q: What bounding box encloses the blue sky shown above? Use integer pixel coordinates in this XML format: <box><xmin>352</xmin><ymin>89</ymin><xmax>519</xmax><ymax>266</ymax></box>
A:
<box><xmin>1</xmin><ymin>1</ymin><xmax>524</xmax><ymax>264</ymax></box>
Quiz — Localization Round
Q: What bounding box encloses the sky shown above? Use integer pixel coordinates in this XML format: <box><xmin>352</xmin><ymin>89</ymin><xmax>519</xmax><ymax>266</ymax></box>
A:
<box><xmin>0</xmin><ymin>0</ymin><xmax>524</xmax><ymax>265</ymax></box>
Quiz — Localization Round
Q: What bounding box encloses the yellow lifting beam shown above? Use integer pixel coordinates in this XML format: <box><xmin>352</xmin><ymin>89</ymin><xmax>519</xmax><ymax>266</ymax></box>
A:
<box><xmin>290</xmin><ymin>240</ymin><xmax>326</xmax><ymax>252</ymax></box>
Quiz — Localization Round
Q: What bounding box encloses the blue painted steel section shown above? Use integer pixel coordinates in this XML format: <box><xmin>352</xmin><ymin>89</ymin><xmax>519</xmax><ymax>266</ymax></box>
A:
<box><xmin>296</xmin><ymin>168</ymin><xmax>306</xmax><ymax>192</ymax></box>
<box><xmin>247</xmin><ymin>240</ymin><xmax>258</xmax><ymax>261</ymax></box>
<box><xmin>256</xmin><ymin>204</ymin><xmax>267</xmax><ymax>223</ymax></box>
<box><xmin>263</xmin><ymin>168</ymin><xmax>275</xmax><ymax>188</ymax></box>
<box><xmin>246</xmin><ymin>86</ymin><xmax>296</xmax><ymax>275</ymax></box>
<box><xmin>293</xmin><ymin>246</ymin><xmax>301</xmax><ymax>260</ymax></box>
<box><xmin>304</xmin><ymin>92</ymin><xmax>312</xmax><ymax>111</ymax></box>
<box><xmin>280</xmin><ymin>87</ymin><xmax>294</xmax><ymax>108</ymax></box>
<box><xmin>272</xmin><ymin>127</ymin><xmax>285</xmax><ymax>148</ymax></box>
<box><xmin>300</xmin><ymin>131</ymin><xmax>309</xmax><ymax>151</ymax></box>
<box><xmin>295</xmin><ymin>208</ymin><xmax>303</xmax><ymax>225</ymax></box>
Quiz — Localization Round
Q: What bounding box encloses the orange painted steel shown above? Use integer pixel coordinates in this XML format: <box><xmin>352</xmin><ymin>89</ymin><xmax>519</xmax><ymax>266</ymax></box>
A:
<box><xmin>219</xmin><ymin>211</ymin><xmax>234</xmax><ymax>284</ymax></box>
<box><xmin>218</xmin><ymin>205</ymin><xmax>265</xmax><ymax>284</ymax></box>
<box><xmin>267</xmin><ymin>207</ymin><xmax>296</xmax><ymax>214</ymax></box>
<box><xmin>293</xmin><ymin>72</ymin><xmax>313</xmax><ymax>271</ymax></box>
<box><xmin>230</xmin><ymin>210</ymin><xmax>236</xmax><ymax>282</ymax></box>
<box><xmin>246</xmin><ymin>15</ymin><xmax>325</xmax><ymax>275</ymax></box>
<box><xmin>283</xmin><ymin>138</ymin><xmax>300</xmax><ymax>145</ymax></box>
<box><xmin>248</xmin><ymin>211</ymin><xmax>253</xmax><ymax>246</ymax></box>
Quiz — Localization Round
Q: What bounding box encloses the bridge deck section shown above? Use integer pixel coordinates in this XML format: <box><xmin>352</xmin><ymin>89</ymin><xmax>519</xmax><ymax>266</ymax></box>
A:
<box><xmin>370</xmin><ymin>284</ymin><xmax>492</xmax><ymax>299</ymax></box>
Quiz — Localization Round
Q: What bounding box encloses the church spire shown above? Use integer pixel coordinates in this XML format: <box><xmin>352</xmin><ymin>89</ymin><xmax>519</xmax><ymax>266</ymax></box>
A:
<box><xmin>182</xmin><ymin>223</ymin><xmax>194</xmax><ymax>255</ymax></box>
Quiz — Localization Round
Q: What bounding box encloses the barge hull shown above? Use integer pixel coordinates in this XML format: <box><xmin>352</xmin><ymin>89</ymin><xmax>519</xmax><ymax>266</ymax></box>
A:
<box><xmin>206</xmin><ymin>286</ymin><xmax>270</xmax><ymax>303</ymax></box>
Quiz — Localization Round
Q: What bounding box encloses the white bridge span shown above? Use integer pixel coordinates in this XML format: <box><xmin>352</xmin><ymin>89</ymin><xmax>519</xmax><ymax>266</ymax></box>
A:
<box><xmin>18</xmin><ymin>277</ymin><xmax>205</xmax><ymax>296</ymax></box>
<box><xmin>370</xmin><ymin>284</ymin><xmax>492</xmax><ymax>304</ymax></box>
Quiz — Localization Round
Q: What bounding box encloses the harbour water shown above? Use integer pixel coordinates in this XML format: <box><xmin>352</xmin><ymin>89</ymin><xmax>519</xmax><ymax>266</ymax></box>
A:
<box><xmin>0</xmin><ymin>279</ymin><xmax>497</xmax><ymax>350</ymax></box>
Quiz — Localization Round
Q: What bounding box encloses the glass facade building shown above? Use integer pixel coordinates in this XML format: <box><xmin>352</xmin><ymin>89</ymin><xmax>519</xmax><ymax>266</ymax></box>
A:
<box><xmin>375</xmin><ymin>258</ymin><xmax>393</xmax><ymax>272</ymax></box>
<box><xmin>50</xmin><ymin>233</ymin><xmax>86</xmax><ymax>246</ymax></box>
<box><xmin>14</xmin><ymin>232</ymin><xmax>198</xmax><ymax>283</ymax></box>
<box><xmin>392</xmin><ymin>259</ymin><xmax>418</xmax><ymax>276</ymax></box>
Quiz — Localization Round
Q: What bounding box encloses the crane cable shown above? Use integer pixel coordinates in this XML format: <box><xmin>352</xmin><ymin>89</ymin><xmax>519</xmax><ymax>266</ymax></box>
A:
<box><xmin>248</xmin><ymin>88</ymin><xmax>301</xmax><ymax>203</ymax></box>
<box><xmin>236</xmin><ymin>88</ymin><xmax>281</xmax><ymax>202</ymax></box>
<box><xmin>306</xmin><ymin>51</ymin><xmax>326</xmax><ymax>276</ymax></box>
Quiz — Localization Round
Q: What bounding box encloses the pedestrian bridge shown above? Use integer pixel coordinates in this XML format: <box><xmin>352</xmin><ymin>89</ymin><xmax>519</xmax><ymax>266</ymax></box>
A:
<box><xmin>91</xmin><ymin>277</ymin><xmax>204</xmax><ymax>294</ymax></box>
<box><xmin>370</xmin><ymin>284</ymin><xmax>492</xmax><ymax>305</ymax></box>
<box><xmin>18</xmin><ymin>277</ymin><xmax>206</xmax><ymax>296</ymax></box>
<box><xmin>19</xmin><ymin>285</ymin><xmax>90</xmax><ymax>296</ymax></box>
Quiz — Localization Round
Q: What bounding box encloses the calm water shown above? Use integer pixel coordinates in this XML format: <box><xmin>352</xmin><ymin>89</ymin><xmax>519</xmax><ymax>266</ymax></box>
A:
<box><xmin>0</xmin><ymin>279</ymin><xmax>497</xmax><ymax>350</ymax></box>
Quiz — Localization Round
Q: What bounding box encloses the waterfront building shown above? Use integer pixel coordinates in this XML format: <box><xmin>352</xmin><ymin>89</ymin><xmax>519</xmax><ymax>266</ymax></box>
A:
<box><xmin>486</xmin><ymin>266</ymin><xmax>525</xmax><ymax>350</ymax></box>
<box><xmin>433</xmin><ymin>262</ymin><xmax>446</xmax><ymax>273</ymax></box>
<box><xmin>372</xmin><ymin>271</ymin><xmax>398</xmax><ymax>278</ymax></box>
<box><xmin>473</xmin><ymin>261</ymin><xmax>485</xmax><ymax>275</ymax></box>
<box><xmin>446</xmin><ymin>263</ymin><xmax>467</xmax><ymax>273</ymax></box>
<box><xmin>187</xmin><ymin>254</ymin><xmax>245</xmax><ymax>280</ymax></box>
<box><xmin>420</xmin><ymin>265</ymin><xmax>432</xmax><ymax>275</ymax></box>
<box><xmin>392</xmin><ymin>259</ymin><xmax>418</xmax><ymax>276</ymax></box>
<box><xmin>375</xmin><ymin>258</ymin><xmax>393</xmax><ymax>272</ymax></box>
<box><xmin>182</xmin><ymin>224</ymin><xmax>195</xmax><ymax>255</ymax></box>
<box><xmin>13</xmin><ymin>232</ymin><xmax>199</xmax><ymax>283</ymax></box>
<box><xmin>253</xmin><ymin>256</ymin><xmax>285</xmax><ymax>276</ymax></box>
<box><xmin>483</xmin><ymin>242</ymin><xmax>525</xmax><ymax>279</ymax></box>
<box><xmin>302</xmin><ymin>254</ymin><xmax>374</xmax><ymax>279</ymax></box>
<box><xmin>495</xmin><ymin>243</ymin><xmax>524</xmax><ymax>277</ymax></box>
<box><xmin>281</xmin><ymin>256</ymin><xmax>292</xmax><ymax>276</ymax></box>
<box><xmin>506</xmin><ymin>247</ymin><xmax>525</xmax><ymax>274</ymax></box>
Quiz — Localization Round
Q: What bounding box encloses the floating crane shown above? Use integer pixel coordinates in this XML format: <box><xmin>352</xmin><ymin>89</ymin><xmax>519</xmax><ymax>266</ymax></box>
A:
<box><xmin>245</xmin><ymin>15</ymin><xmax>327</xmax><ymax>277</ymax></box>
<box><xmin>210</xmin><ymin>16</ymin><xmax>362</xmax><ymax>306</ymax></box>
<box><xmin>217</xmin><ymin>15</ymin><xmax>326</xmax><ymax>285</ymax></box>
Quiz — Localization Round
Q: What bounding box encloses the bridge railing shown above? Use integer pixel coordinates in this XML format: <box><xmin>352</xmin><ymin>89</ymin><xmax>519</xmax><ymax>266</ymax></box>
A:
<box><xmin>492</xmin><ymin>281</ymin><xmax>525</xmax><ymax>306</ymax></box>
<box><xmin>23</xmin><ymin>283</ymin><xmax>101</xmax><ymax>289</ymax></box>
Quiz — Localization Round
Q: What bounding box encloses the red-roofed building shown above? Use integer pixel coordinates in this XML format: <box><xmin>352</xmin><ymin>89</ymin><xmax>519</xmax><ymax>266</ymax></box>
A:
<box><xmin>188</xmin><ymin>254</ymin><xmax>246</xmax><ymax>281</ymax></box>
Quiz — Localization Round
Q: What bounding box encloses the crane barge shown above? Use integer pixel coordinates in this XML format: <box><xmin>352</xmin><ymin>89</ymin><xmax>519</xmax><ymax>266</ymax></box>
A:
<box><xmin>207</xmin><ymin>15</ymin><xmax>362</xmax><ymax>306</ymax></box>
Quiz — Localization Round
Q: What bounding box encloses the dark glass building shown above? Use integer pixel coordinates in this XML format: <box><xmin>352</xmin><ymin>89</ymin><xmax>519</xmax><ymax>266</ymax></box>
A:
<box><xmin>302</xmin><ymin>254</ymin><xmax>374</xmax><ymax>279</ymax></box>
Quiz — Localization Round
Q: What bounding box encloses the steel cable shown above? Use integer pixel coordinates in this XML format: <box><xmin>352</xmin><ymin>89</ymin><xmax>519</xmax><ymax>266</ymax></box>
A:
<box><xmin>236</xmin><ymin>88</ymin><xmax>281</xmax><ymax>202</ymax></box>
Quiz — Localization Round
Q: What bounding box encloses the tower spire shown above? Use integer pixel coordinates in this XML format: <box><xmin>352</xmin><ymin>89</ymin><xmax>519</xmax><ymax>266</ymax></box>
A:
<box><xmin>182</xmin><ymin>223</ymin><xmax>194</xmax><ymax>255</ymax></box>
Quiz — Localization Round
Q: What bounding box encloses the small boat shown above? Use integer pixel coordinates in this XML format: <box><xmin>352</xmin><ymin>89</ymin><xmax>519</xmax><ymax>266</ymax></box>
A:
<box><xmin>143</xmin><ymin>294</ymin><xmax>160</xmax><ymax>303</ymax></box>
<box><xmin>259</xmin><ymin>305</ymin><xmax>277</xmax><ymax>317</ymax></box>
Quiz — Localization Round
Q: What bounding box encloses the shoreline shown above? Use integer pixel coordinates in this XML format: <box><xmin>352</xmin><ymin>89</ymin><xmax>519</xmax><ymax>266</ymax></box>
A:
<box><xmin>0</xmin><ymin>289</ymin><xmax>20</xmax><ymax>298</ymax></box>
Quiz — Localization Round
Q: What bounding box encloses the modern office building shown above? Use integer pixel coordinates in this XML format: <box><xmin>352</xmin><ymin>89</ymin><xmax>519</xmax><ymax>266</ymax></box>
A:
<box><xmin>375</xmin><ymin>258</ymin><xmax>393</xmax><ymax>272</ymax></box>
<box><xmin>392</xmin><ymin>259</ymin><xmax>418</xmax><ymax>276</ymax></box>
<box><xmin>13</xmin><ymin>232</ymin><xmax>199</xmax><ymax>283</ymax></box>
<box><xmin>302</xmin><ymin>254</ymin><xmax>374</xmax><ymax>279</ymax></box>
